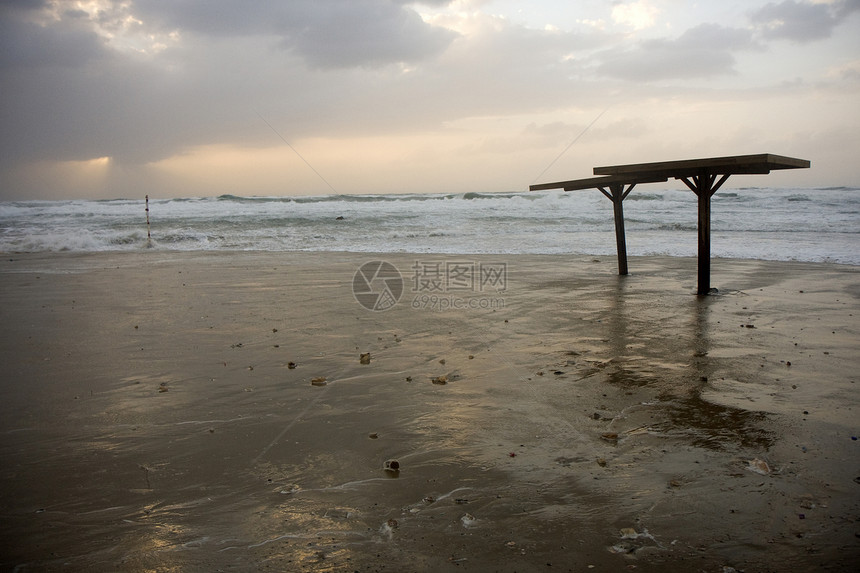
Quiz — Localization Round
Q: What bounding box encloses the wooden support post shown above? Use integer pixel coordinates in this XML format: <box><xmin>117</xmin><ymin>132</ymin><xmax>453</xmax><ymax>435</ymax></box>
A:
<box><xmin>696</xmin><ymin>177</ymin><xmax>711</xmax><ymax>295</ymax></box>
<box><xmin>681</xmin><ymin>172</ymin><xmax>730</xmax><ymax>295</ymax></box>
<box><xmin>599</xmin><ymin>183</ymin><xmax>634</xmax><ymax>276</ymax></box>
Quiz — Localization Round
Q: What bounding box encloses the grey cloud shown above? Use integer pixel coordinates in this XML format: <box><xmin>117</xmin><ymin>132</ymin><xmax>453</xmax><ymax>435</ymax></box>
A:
<box><xmin>750</xmin><ymin>0</ymin><xmax>860</xmax><ymax>43</ymax></box>
<box><xmin>838</xmin><ymin>0</ymin><xmax>860</xmax><ymax>17</ymax></box>
<box><xmin>522</xmin><ymin>118</ymin><xmax>650</xmax><ymax>149</ymax></box>
<box><xmin>0</xmin><ymin>13</ymin><xmax>105</xmax><ymax>69</ymax></box>
<box><xmin>414</xmin><ymin>24</ymin><xmax>608</xmax><ymax>114</ymax></box>
<box><xmin>0</xmin><ymin>0</ymin><xmax>48</xmax><ymax>11</ymax></box>
<box><xmin>0</xmin><ymin>0</ymin><xmax>461</xmax><ymax>169</ymax></box>
<box><xmin>596</xmin><ymin>24</ymin><xmax>760</xmax><ymax>81</ymax></box>
<box><xmin>284</xmin><ymin>1</ymin><xmax>456</xmax><ymax>68</ymax></box>
<box><xmin>135</xmin><ymin>0</ymin><xmax>457</xmax><ymax>68</ymax></box>
<box><xmin>0</xmin><ymin>2</ymin><xmax>605</xmax><ymax>169</ymax></box>
<box><xmin>395</xmin><ymin>0</ymin><xmax>453</xmax><ymax>5</ymax></box>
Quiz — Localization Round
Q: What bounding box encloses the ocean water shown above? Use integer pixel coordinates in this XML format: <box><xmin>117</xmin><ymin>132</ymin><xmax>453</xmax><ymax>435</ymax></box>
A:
<box><xmin>0</xmin><ymin>188</ymin><xmax>858</xmax><ymax>264</ymax></box>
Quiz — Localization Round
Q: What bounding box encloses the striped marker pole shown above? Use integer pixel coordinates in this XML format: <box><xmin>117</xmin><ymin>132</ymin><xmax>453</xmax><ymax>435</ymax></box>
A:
<box><xmin>145</xmin><ymin>195</ymin><xmax>152</xmax><ymax>246</ymax></box>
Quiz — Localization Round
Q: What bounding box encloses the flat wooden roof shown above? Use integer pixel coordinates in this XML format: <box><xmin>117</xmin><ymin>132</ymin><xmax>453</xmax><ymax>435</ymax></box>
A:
<box><xmin>530</xmin><ymin>153</ymin><xmax>810</xmax><ymax>192</ymax></box>
<box><xmin>593</xmin><ymin>153</ymin><xmax>810</xmax><ymax>178</ymax></box>
<box><xmin>530</xmin><ymin>174</ymin><xmax>668</xmax><ymax>192</ymax></box>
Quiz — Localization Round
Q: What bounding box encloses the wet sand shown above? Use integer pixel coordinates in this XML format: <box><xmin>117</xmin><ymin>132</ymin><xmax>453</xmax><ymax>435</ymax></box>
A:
<box><xmin>0</xmin><ymin>252</ymin><xmax>858</xmax><ymax>572</ymax></box>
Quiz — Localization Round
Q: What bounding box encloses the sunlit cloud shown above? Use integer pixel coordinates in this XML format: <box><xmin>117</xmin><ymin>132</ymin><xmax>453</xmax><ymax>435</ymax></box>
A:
<box><xmin>611</xmin><ymin>1</ymin><xmax>660</xmax><ymax>30</ymax></box>
<box><xmin>5</xmin><ymin>156</ymin><xmax>115</xmax><ymax>199</ymax></box>
<box><xmin>824</xmin><ymin>59</ymin><xmax>860</xmax><ymax>81</ymax></box>
<box><xmin>577</xmin><ymin>18</ymin><xmax>607</xmax><ymax>31</ymax></box>
<box><xmin>31</xmin><ymin>0</ymin><xmax>180</xmax><ymax>55</ymax></box>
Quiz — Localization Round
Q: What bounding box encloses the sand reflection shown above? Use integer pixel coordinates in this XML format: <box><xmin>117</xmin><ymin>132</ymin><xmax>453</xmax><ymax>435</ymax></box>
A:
<box><xmin>597</xmin><ymin>276</ymin><xmax>775</xmax><ymax>451</ymax></box>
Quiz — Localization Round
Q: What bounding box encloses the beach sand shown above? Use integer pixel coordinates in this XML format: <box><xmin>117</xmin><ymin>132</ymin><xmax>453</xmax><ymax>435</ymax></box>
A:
<box><xmin>0</xmin><ymin>251</ymin><xmax>857</xmax><ymax>572</ymax></box>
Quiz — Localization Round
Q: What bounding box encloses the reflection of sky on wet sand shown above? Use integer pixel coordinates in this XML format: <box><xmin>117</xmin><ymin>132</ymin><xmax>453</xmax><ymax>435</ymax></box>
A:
<box><xmin>587</xmin><ymin>274</ymin><xmax>777</xmax><ymax>451</ymax></box>
<box><xmin>496</xmin><ymin>280</ymin><xmax>762</xmax><ymax>457</ymax></box>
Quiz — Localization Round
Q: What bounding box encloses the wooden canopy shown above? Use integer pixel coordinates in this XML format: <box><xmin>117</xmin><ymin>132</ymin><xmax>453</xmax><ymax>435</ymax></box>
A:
<box><xmin>530</xmin><ymin>153</ymin><xmax>811</xmax><ymax>295</ymax></box>
<box><xmin>593</xmin><ymin>153</ymin><xmax>810</xmax><ymax>178</ymax></box>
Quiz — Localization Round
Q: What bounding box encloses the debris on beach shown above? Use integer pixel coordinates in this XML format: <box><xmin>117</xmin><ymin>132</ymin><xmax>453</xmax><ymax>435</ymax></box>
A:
<box><xmin>287</xmin><ymin>361</ymin><xmax>297</xmax><ymax>369</ymax></box>
<box><xmin>609</xmin><ymin>527</ymin><xmax>662</xmax><ymax>556</ymax></box>
<box><xmin>324</xmin><ymin>508</ymin><xmax>352</xmax><ymax>519</ymax></box>
<box><xmin>461</xmin><ymin>513</ymin><xmax>477</xmax><ymax>527</ymax></box>
<box><xmin>368</xmin><ymin>432</ymin><xmax>379</xmax><ymax>439</ymax></box>
<box><xmin>624</xmin><ymin>426</ymin><xmax>649</xmax><ymax>437</ymax></box>
<box><xmin>158</xmin><ymin>382</ymin><xmax>169</xmax><ymax>393</ymax></box>
<box><xmin>798</xmin><ymin>494</ymin><xmax>821</xmax><ymax>510</ymax></box>
<box><xmin>360</xmin><ymin>352</ymin><xmax>371</xmax><ymax>364</ymax></box>
<box><xmin>380</xmin><ymin>518</ymin><xmax>398</xmax><ymax>539</ymax></box>
<box><xmin>600</xmin><ymin>432</ymin><xmax>619</xmax><ymax>444</ymax></box>
<box><xmin>383</xmin><ymin>459</ymin><xmax>400</xmax><ymax>475</ymax></box>
<box><xmin>310</xmin><ymin>377</ymin><xmax>327</xmax><ymax>386</ymax></box>
<box><xmin>746</xmin><ymin>458</ymin><xmax>771</xmax><ymax>475</ymax></box>
<box><xmin>431</xmin><ymin>375</ymin><xmax>448</xmax><ymax>385</ymax></box>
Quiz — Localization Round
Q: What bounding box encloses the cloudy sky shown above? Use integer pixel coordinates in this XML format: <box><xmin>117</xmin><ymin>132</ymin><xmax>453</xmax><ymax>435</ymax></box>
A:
<box><xmin>1</xmin><ymin>0</ymin><xmax>858</xmax><ymax>199</ymax></box>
